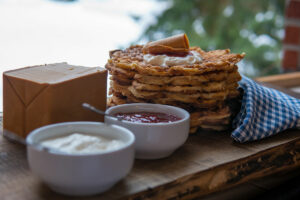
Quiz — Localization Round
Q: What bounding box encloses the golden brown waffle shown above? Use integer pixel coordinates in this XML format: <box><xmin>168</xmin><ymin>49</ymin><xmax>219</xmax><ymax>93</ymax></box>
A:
<box><xmin>190</xmin><ymin>106</ymin><xmax>231</xmax><ymax>127</ymax></box>
<box><xmin>131</xmin><ymin>80</ymin><xmax>239</xmax><ymax>93</ymax></box>
<box><xmin>107</xmin><ymin>46</ymin><xmax>245</xmax><ymax>76</ymax></box>
<box><xmin>189</xmin><ymin>127</ymin><xmax>198</xmax><ymax>134</ymax></box>
<box><xmin>198</xmin><ymin>124</ymin><xmax>229</xmax><ymax>131</ymax></box>
<box><xmin>110</xmin><ymin>80</ymin><xmax>131</xmax><ymax>96</ymax></box>
<box><xmin>107</xmin><ymin>97</ymin><xmax>116</xmax><ymax>107</ymax></box>
<box><xmin>110</xmin><ymin>75</ymin><xmax>132</xmax><ymax>86</ymax></box>
<box><xmin>190</xmin><ymin>124</ymin><xmax>230</xmax><ymax>133</ymax></box>
<box><xmin>106</xmin><ymin>63</ymin><xmax>135</xmax><ymax>79</ymax></box>
<box><xmin>106</xmin><ymin>44</ymin><xmax>244</xmax><ymax>134</ymax></box>
<box><xmin>152</xmin><ymin>98</ymin><xmax>226</xmax><ymax>109</ymax></box>
<box><xmin>110</xmin><ymin>87</ymin><xmax>229</xmax><ymax>110</ymax></box>
<box><xmin>111</xmin><ymin>79</ymin><xmax>233</xmax><ymax>99</ymax></box>
<box><xmin>133</xmin><ymin>70</ymin><xmax>241</xmax><ymax>86</ymax></box>
<box><xmin>128</xmin><ymin>85</ymin><xmax>240</xmax><ymax>101</ymax></box>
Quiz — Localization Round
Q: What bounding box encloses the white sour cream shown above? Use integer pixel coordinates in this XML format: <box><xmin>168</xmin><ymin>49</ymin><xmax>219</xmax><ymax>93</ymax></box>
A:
<box><xmin>143</xmin><ymin>51</ymin><xmax>202</xmax><ymax>67</ymax></box>
<box><xmin>40</xmin><ymin>133</ymin><xmax>125</xmax><ymax>154</ymax></box>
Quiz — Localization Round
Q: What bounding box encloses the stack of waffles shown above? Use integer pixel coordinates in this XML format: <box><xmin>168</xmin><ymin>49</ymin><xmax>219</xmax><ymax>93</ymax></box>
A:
<box><xmin>106</xmin><ymin>34</ymin><xmax>245</xmax><ymax>133</ymax></box>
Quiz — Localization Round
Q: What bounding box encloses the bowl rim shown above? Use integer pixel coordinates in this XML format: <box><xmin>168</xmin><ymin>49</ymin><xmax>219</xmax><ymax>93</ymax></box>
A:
<box><xmin>26</xmin><ymin>121</ymin><xmax>135</xmax><ymax>157</ymax></box>
<box><xmin>105</xmin><ymin>103</ymin><xmax>190</xmax><ymax>126</ymax></box>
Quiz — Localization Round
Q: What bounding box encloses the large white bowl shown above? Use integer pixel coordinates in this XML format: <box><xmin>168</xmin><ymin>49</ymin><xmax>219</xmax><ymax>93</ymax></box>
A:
<box><xmin>26</xmin><ymin>122</ymin><xmax>135</xmax><ymax>196</ymax></box>
<box><xmin>105</xmin><ymin>103</ymin><xmax>190</xmax><ymax>159</ymax></box>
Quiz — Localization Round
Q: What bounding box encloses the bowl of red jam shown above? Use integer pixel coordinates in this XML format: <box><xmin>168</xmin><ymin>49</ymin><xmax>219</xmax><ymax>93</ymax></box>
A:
<box><xmin>105</xmin><ymin>103</ymin><xmax>190</xmax><ymax>159</ymax></box>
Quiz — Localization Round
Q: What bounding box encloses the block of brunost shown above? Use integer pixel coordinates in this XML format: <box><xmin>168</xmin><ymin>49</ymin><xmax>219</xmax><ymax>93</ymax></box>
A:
<box><xmin>3</xmin><ymin>62</ymin><xmax>107</xmax><ymax>138</ymax></box>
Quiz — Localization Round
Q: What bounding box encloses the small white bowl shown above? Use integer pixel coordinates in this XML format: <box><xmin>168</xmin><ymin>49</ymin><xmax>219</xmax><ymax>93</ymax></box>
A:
<box><xmin>26</xmin><ymin>122</ymin><xmax>135</xmax><ymax>196</ymax></box>
<box><xmin>105</xmin><ymin>103</ymin><xmax>190</xmax><ymax>159</ymax></box>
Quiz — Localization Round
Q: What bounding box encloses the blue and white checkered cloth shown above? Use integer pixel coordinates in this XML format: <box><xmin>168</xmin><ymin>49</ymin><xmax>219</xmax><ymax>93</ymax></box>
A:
<box><xmin>232</xmin><ymin>76</ymin><xmax>300</xmax><ymax>143</ymax></box>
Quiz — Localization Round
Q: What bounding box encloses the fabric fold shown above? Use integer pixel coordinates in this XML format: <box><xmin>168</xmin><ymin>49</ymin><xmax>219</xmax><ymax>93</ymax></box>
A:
<box><xmin>232</xmin><ymin>76</ymin><xmax>300</xmax><ymax>143</ymax></box>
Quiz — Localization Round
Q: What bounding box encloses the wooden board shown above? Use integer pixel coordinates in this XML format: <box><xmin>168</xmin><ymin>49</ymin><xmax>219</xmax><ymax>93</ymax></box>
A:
<box><xmin>1</xmin><ymin>81</ymin><xmax>300</xmax><ymax>200</ymax></box>
<box><xmin>255</xmin><ymin>72</ymin><xmax>300</xmax><ymax>88</ymax></box>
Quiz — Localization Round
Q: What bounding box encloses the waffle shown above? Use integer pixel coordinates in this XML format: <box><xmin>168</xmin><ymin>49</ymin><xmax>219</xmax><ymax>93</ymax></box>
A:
<box><xmin>190</xmin><ymin>106</ymin><xmax>231</xmax><ymax>127</ymax></box>
<box><xmin>133</xmin><ymin>70</ymin><xmax>241</xmax><ymax>86</ymax></box>
<box><xmin>106</xmin><ymin>40</ymin><xmax>244</xmax><ymax>133</ymax></box>
<box><xmin>128</xmin><ymin>86</ymin><xmax>240</xmax><ymax>101</ymax></box>
<box><xmin>131</xmin><ymin>80</ymin><xmax>239</xmax><ymax>93</ymax></box>
<box><xmin>197</xmin><ymin>125</ymin><xmax>229</xmax><ymax>131</ymax></box>
<box><xmin>109</xmin><ymin>88</ymin><xmax>231</xmax><ymax>110</ymax></box>
<box><xmin>106</xmin><ymin>63</ymin><xmax>135</xmax><ymax>79</ymax></box>
<box><xmin>108</xmin><ymin>46</ymin><xmax>245</xmax><ymax>76</ymax></box>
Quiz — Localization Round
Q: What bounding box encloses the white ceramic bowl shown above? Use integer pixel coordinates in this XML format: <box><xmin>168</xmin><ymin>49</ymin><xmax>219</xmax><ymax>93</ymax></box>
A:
<box><xmin>26</xmin><ymin>122</ymin><xmax>135</xmax><ymax>196</ymax></box>
<box><xmin>105</xmin><ymin>103</ymin><xmax>190</xmax><ymax>159</ymax></box>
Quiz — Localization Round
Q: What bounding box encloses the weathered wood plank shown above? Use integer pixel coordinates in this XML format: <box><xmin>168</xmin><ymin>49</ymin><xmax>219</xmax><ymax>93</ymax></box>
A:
<box><xmin>255</xmin><ymin>72</ymin><xmax>300</xmax><ymax>88</ymax></box>
<box><xmin>201</xmin><ymin>182</ymin><xmax>265</xmax><ymax>200</ymax></box>
<box><xmin>121</xmin><ymin>139</ymin><xmax>300</xmax><ymax>200</ymax></box>
<box><xmin>248</xmin><ymin>167</ymin><xmax>300</xmax><ymax>190</ymax></box>
<box><xmin>259</xmin><ymin>82</ymin><xmax>300</xmax><ymax>99</ymax></box>
<box><xmin>203</xmin><ymin>168</ymin><xmax>300</xmax><ymax>200</ymax></box>
<box><xmin>1</xmin><ymin>128</ymin><xmax>300</xmax><ymax>200</ymax></box>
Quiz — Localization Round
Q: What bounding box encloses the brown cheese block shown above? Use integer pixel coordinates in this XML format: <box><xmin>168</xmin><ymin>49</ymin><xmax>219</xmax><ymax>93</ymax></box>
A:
<box><xmin>3</xmin><ymin>62</ymin><xmax>107</xmax><ymax>138</ymax></box>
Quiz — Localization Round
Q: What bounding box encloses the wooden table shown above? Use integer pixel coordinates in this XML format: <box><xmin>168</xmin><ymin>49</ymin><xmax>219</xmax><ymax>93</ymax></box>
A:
<box><xmin>1</xmin><ymin>73</ymin><xmax>300</xmax><ymax>200</ymax></box>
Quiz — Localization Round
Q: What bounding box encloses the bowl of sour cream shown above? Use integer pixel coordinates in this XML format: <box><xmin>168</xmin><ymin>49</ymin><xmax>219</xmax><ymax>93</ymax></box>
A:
<box><xmin>26</xmin><ymin>121</ymin><xmax>135</xmax><ymax>196</ymax></box>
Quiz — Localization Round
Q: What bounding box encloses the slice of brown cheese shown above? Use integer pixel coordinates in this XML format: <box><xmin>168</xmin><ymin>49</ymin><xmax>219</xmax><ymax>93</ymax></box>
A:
<box><xmin>3</xmin><ymin>62</ymin><xmax>107</xmax><ymax>138</ymax></box>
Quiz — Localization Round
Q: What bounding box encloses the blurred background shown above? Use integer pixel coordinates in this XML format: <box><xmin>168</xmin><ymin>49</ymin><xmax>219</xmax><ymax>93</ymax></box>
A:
<box><xmin>0</xmin><ymin>0</ymin><xmax>299</xmax><ymax>106</ymax></box>
<box><xmin>137</xmin><ymin>0</ymin><xmax>285</xmax><ymax>77</ymax></box>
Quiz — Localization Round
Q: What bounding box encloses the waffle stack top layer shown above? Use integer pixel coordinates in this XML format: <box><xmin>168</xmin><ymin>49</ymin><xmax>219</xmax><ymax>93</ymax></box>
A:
<box><xmin>106</xmin><ymin>45</ymin><xmax>245</xmax><ymax>133</ymax></box>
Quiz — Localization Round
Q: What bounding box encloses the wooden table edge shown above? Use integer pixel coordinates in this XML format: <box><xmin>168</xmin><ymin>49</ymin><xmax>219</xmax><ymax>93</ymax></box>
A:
<box><xmin>123</xmin><ymin>136</ymin><xmax>300</xmax><ymax>200</ymax></box>
<box><xmin>255</xmin><ymin>72</ymin><xmax>300</xmax><ymax>88</ymax></box>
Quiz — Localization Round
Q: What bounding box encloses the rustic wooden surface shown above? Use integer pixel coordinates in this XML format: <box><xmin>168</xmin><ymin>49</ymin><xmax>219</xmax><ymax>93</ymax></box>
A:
<box><xmin>1</xmin><ymin>125</ymin><xmax>300</xmax><ymax>200</ymax></box>
<box><xmin>255</xmin><ymin>71</ymin><xmax>300</xmax><ymax>88</ymax></box>
<box><xmin>1</xmin><ymin>78</ymin><xmax>300</xmax><ymax>200</ymax></box>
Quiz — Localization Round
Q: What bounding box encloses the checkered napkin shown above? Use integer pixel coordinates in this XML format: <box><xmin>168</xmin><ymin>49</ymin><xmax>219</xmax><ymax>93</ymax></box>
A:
<box><xmin>232</xmin><ymin>76</ymin><xmax>300</xmax><ymax>143</ymax></box>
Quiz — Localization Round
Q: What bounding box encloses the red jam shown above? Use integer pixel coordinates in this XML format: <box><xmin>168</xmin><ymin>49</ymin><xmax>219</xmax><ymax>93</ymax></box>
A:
<box><xmin>115</xmin><ymin>112</ymin><xmax>182</xmax><ymax>123</ymax></box>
